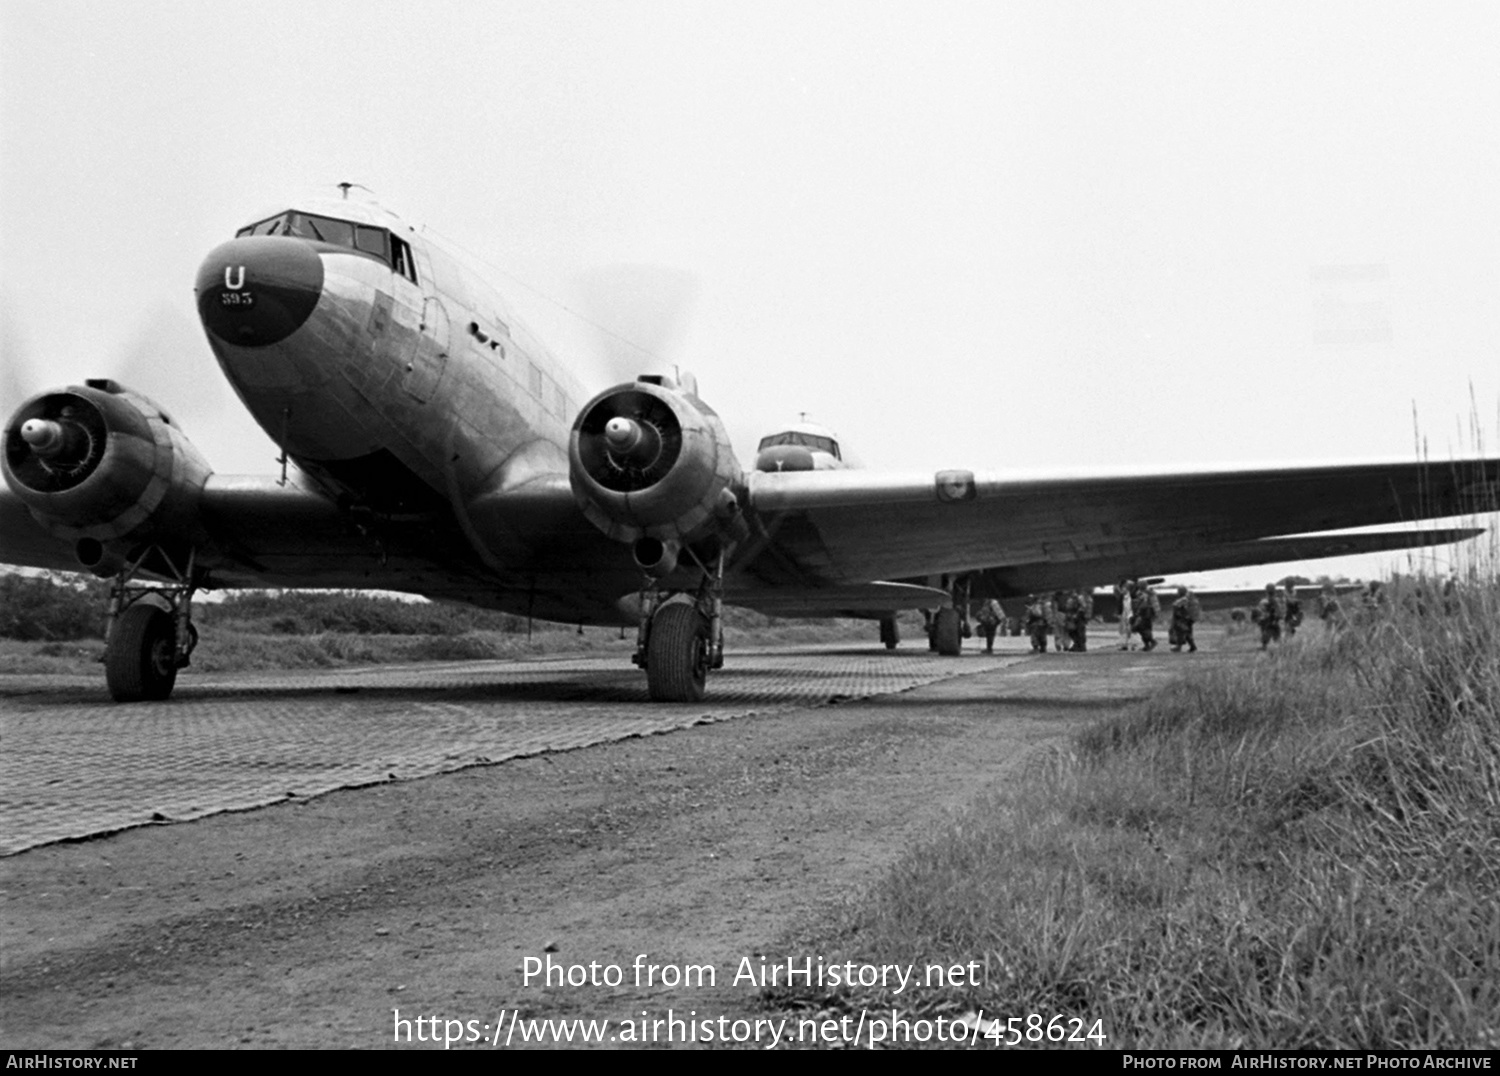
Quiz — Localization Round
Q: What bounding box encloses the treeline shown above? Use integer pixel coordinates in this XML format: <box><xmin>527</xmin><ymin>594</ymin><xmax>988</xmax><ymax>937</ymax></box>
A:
<box><xmin>201</xmin><ymin>590</ymin><xmax>530</xmax><ymax>636</ymax></box>
<box><xmin>0</xmin><ymin>573</ymin><xmax>111</xmax><ymax>641</ymax></box>
<box><xmin>0</xmin><ymin>573</ymin><xmax>856</xmax><ymax>643</ymax></box>
<box><xmin>0</xmin><ymin>575</ymin><xmax>535</xmax><ymax>640</ymax></box>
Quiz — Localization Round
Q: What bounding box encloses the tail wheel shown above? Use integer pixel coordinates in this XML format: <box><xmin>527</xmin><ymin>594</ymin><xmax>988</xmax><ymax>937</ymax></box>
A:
<box><xmin>647</xmin><ymin>603</ymin><xmax>709</xmax><ymax>702</ymax></box>
<box><xmin>933</xmin><ymin>607</ymin><xmax>963</xmax><ymax>656</ymax></box>
<box><xmin>106</xmin><ymin>604</ymin><xmax>178</xmax><ymax>702</ymax></box>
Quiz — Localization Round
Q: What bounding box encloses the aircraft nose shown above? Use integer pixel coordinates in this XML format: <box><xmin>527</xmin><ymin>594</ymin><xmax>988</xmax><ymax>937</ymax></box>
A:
<box><xmin>195</xmin><ymin>236</ymin><xmax>324</xmax><ymax>347</ymax></box>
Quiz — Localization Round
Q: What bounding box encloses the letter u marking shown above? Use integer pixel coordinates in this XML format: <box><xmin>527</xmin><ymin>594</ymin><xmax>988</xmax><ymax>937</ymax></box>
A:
<box><xmin>224</xmin><ymin>266</ymin><xmax>246</xmax><ymax>290</ymax></box>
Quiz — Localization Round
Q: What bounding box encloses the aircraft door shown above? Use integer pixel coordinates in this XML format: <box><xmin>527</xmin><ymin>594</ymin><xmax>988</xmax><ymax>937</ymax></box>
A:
<box><xmin>403</xmin><ymin>296</ymin><xmax>450</xmax><ymax>402</ymax></box>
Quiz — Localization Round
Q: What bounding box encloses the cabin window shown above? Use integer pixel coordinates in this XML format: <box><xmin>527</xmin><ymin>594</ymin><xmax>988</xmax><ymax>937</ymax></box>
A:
<box><xmin>469</xmin><ymin>322</ymin><xmax>506</xmax><ymax>356</ymax></box>
<box><xmin>528</xmin><ymin>364</ymin><xmax>543</xmax><ymax>398</ymax></box>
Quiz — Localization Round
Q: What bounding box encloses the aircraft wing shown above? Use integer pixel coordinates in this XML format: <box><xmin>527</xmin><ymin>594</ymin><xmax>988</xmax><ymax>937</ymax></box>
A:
<box><xmin>0</xmin><ymin>476</ymin><xmax>507</xmax><ymax>602</ymax></box>
<box><xmin>0</xmin><ymin>487</ymin><xmax>81</xmax><ymax>573</ymax></box>
<box><xmin>743</xmin><ymin>458</ymin><xmax>1500</xmax><ymax>588</ymax></box>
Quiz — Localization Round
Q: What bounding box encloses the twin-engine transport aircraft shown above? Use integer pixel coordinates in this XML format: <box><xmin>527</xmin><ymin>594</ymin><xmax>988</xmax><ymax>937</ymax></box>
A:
<box><xmin>3</xmin><ymin>194</ymin><xmax>1497</xmax><ymax>702</ymax></box>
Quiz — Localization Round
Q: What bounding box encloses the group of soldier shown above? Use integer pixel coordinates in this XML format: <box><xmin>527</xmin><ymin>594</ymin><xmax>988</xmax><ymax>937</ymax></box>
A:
<box><xmin>963</xmin><ymin>575</ymin><xmax>1420</xmax><ymax>658</ymax></box>
<box><xmin>1015</xmin><ymin>590</ymin><xmax>1096</xmax><ymax>653</ymax></box>
<box><xmin>974</xmin><ymin>582</ymin><xmax>1208</xmax><ymax>656</ymax></box>
<box><xmin>1115</xmin><ymin>579</ymin><xmax>1201</xmax><ymax>654</ymax></box>
<box><xmin>1250</xmin><ymin>582</ymin><xmax>1306</xmax><ymax>649</ymax></box>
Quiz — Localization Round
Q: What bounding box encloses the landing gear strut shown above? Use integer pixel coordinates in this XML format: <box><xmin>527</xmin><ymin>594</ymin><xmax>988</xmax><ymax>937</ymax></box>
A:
<box><xmin>103</xmin><ymin>545</ymin><xmax>199</xmax><ymax>702</ymax></box>
<box><xmin>633</xmin><ymin>548</ymin><xmax>725</xmax><ymax>702</ymax></box>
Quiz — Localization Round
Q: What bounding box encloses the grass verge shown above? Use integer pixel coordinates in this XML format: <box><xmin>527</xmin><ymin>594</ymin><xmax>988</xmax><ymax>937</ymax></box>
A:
<box><xmin>767</xmin><ymin>577</ymin><xmax>1500</xmax><ymax>1049</ymax></box>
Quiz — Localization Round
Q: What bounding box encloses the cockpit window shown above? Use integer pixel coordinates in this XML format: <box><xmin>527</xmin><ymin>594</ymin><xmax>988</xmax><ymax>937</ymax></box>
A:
<box><xmin>355</xmin><ymin>226</ymin><xmax>387</xmax><ymax>257</ymax></box>
<box><xmin>390</xmin><ymin>236</ymin><xmax>418</xmax><ymax>284</ymax></box>
<box><xmin>234</xmin><ymin>211</ymin><xmax>401</xmax><ymax>276</ymax></box>
<box><xmin>757</xmin><ymin>431</ymin><xmax>841</xmax><ymax>458</ymax></box>
<box><xmin>288</xmin><ymin>213</ymin><xmax>354</xmax><ymax>247</ymax></box>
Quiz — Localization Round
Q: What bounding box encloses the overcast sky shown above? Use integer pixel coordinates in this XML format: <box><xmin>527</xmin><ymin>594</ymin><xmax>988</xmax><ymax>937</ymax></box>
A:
<box><xmin>2</xmin><ymin>1</ymin><xmax>1496</xmax><ymax>585</ymax></box>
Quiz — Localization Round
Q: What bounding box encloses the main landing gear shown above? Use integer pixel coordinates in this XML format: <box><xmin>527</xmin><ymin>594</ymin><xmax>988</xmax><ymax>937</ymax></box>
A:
<box><xmin>632</xmin><ymin>549</ymin><xmax>725</xmax><ymax>702</ymax></box>
<box><xmin>920</xmin><ymin>575</ymin><xmax>974</xmax><ymax>657</ymax></box>
<box><xmin>103</xmin><ymin>545</ymin><xmax>200</xmax><ymax>702</ymax></box>
<box><xmin>930</xmin><ymin>607</ymin><xmax>963</xmax><ymax>656</ymax></box>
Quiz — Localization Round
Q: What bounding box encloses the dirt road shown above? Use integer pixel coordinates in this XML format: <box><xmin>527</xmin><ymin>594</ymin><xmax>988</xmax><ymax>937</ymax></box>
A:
<box><xmin>0</xmin><ymin>642</ymin><xmax>1215</xmax><ymax>1049</ymax></box>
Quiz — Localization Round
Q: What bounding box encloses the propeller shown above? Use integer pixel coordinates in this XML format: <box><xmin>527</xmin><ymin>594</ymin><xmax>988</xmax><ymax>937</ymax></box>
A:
<box><xmin>0</xmin><ymin>300</ymin><xmax>37</xmax><ymax>420</ymax></box>
<box><xmin>7</xmin><ymin>396</ymin><xmax>107</xmax><ymax>492</ymax></box>
<box><xmin>576</xmin><ymin>388</ymin><xmax>683</xmax><ymax>492</ymax></box>
<box><xmin>567</xmin><ymin>263</ymin><xmax>700</xmax><ymax>389</ymax></box>
<box><xmin>110</xmin><ymin>302</ymin><xmax>237</xmax><ymax>427</ymax></box>
<box><xmin>0</xmin><ymin>298</ymin><xmax>278</xmax><ymax>475</ymax></box>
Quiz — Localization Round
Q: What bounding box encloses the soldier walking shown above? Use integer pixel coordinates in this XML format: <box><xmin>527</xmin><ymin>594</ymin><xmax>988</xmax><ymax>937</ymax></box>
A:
<box><xmin>1116</xmin><ymin>579</ymin><xmax>1136</xmax><ymax>651</ymax></box>
<box><xmin>1024</xmin><ymin>594</ymin><xmax>1052</xmax><ymax>653</ymax></box>
<box><xmin>1253</xmin><ymin>583</ymin><xmax>1284</xmax><ymax>649</ymax></box>
<box><xmin>1283</xmin><ymin>583</ymin><xmax>1303</xmax><ymax>638</ymax></box>
<box><xmin>1049</xmin><ymin>591</ymin><xmax>1070</xmax><ymax>650</ymax></box>
<box><xmin>1065</xmin><ymin>590</ymin><xmax>1093</xmax><ymax>652</ymax></box>
<box><xmin>1131</xmin><ymin>581</ymin><xmax>1160</xmax><ymax>651</ymax></box>
<box><xmin>1169</xmin><ymin>586</ymin><xmax>1200</xmax><ymax>652</ymax></box>
<box><xmin>1318</xmin><ymin>584</ymin><xmax>1345</xmax><ymax>629</ymax></box>
<box><xmin>974</xmin><ymin>597</ymin><xmax>1004</xmax><ymax>654</ymax></box>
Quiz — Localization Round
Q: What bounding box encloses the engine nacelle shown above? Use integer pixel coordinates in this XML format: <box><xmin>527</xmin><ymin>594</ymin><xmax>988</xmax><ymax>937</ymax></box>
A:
<box><xmin>569</xmin><ymin>376</ymin><xmax>744</xmax><ymax>546</ymax></box>
<box><xmin>2</xmin><ymin>381</ymin><xmax>213</xmax><ymax>567</ymax></box>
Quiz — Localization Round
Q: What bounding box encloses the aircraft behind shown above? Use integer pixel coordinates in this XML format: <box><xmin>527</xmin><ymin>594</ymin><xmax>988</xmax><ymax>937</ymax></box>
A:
<box><xmin>753</xmin><ymin>420</ymin><xmax>850</xmax><ymax>473</ymax></box>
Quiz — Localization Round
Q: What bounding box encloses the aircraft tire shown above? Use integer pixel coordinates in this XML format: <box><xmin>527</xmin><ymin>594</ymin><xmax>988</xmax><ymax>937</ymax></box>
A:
<box><xmin>106</xmin><ymin>604</ymin><xmax>179</xmax><ymax>702</ymax></box>
<box><xmin>879</xmin><ymin>616</ymin><xmax>900</xmax><ymax>650</ymax></box>
<box><xmin>647</xmin><ymin>603</ymin><xmax>708</xmax><ymax>702</ymax></box>
<box><xmin>933</xmin><ymin>607</ymin><xmax>962</xmax><ymax>656</ymax></box>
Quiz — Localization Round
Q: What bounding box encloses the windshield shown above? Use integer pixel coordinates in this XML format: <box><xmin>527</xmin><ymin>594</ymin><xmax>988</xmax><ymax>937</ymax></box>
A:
<box><xmin>757</xmin><ymin>431</ymin><xmax>840</xmax><ymax>458</ymax></box>
<box><xmin>236</xmin><ymin>211</ymin><xmax>391</xmax><ymax>267</ymax></box>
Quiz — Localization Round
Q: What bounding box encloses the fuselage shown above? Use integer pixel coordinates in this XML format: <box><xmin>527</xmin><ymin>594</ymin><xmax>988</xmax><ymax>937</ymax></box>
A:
<box><xmin>196</xmin><ymin>198</ymin><xmax>590</xmax><ymax>516</ymax></box>
<box><xmin>194</xmin><ymin>198</ymin><xmax>644</xmax><ymax>616</ymax></box>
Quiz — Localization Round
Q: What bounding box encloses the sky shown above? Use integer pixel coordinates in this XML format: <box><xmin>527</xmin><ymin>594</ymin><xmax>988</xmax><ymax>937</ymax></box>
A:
<box><xmin>2</xmin><ymin>0</ymin><xmax>1496</xmax><ymax>586</ymax></box>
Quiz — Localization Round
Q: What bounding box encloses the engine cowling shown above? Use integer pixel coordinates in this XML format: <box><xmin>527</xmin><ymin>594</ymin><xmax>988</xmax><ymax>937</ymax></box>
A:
<box><xmin>2</xmin><ymin>381</ymin><xmax>213</xmax><ymax>571</ymax></box>
<box><xmin>569</xmin><ymin>376</ymin><xmax>744</xmax><ymax>548</ymax></box>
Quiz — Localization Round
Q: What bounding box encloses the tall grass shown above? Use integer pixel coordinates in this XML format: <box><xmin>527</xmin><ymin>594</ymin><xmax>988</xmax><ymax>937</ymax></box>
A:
<box><xmin>795</xmin><ymin>570</ymin><xmax>1500</xmax><ymax>1048</ymax></box>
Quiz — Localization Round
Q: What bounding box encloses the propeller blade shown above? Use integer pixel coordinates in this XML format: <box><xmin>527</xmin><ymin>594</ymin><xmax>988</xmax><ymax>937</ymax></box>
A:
<box><xmin>569</xmin><ymin>264</ymin><xmax>699</xmax><ymax>387</ymax></box>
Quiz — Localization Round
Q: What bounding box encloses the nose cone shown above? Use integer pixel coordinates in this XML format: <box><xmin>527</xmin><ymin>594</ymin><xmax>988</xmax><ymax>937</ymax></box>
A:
<box><xmin>196</xmin><ymin>236</ymin><xmax>324</xmax><ymax>347</ymax></box>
